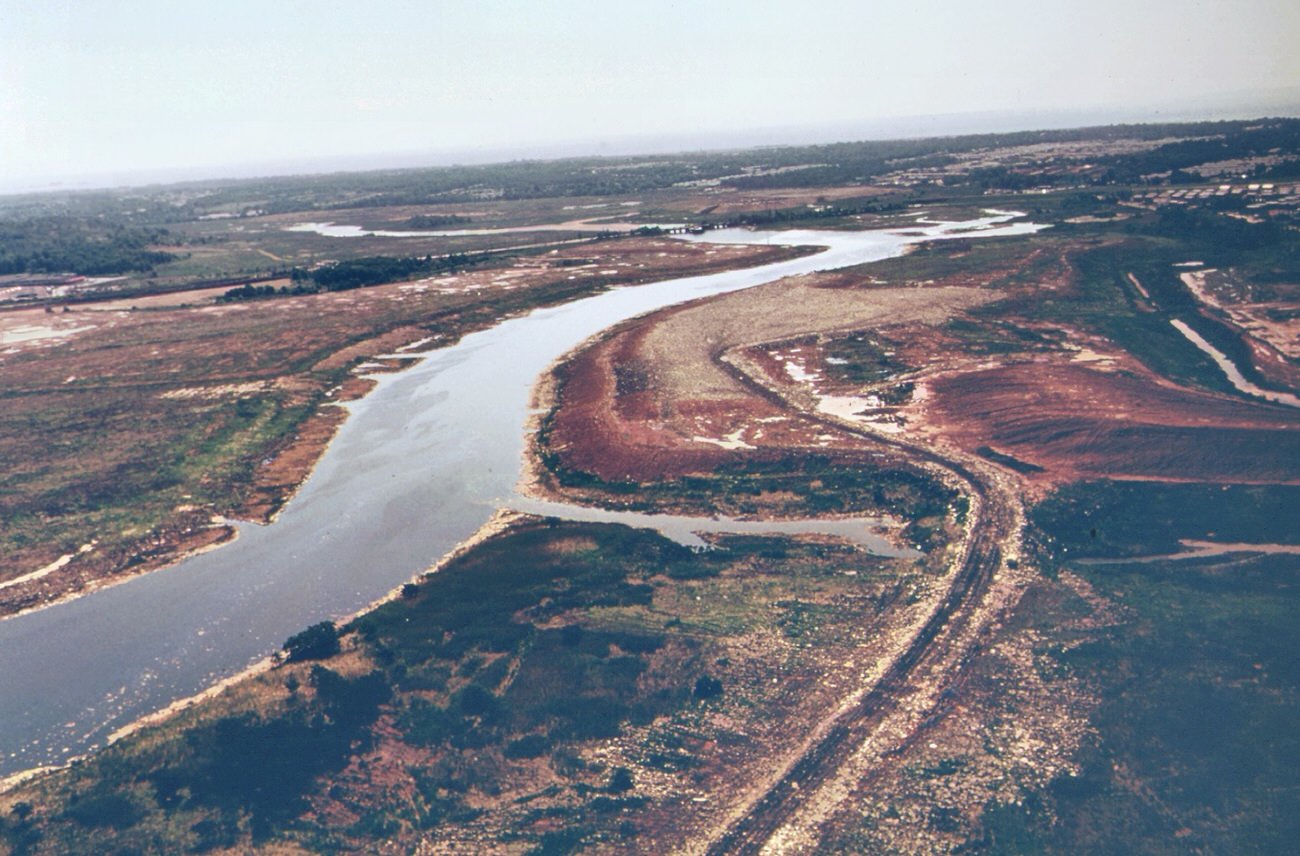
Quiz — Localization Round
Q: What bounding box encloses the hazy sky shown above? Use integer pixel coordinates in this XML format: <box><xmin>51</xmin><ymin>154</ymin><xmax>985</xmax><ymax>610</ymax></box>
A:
<box><xmin>2</xmin><ymin>0</ymin><xmax>1298</xmax><ymax>189</ymax></box>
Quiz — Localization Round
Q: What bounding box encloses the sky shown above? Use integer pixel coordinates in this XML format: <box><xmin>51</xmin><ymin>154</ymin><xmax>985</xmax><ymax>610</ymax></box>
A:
<box><xmin>2</xmin><ymin>0</ymin><xmax>1299</xmax><ymax>191</ymax></box>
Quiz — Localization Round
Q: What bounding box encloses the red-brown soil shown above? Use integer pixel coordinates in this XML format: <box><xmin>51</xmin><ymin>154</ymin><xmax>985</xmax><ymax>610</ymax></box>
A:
<box><xmin>542</xmin><ymin>275</ymin><xmax>993</xmax><ymax>485</ymax></box>
<box><xmin>922</xmin><ymin>360</ymin><xmax>1300</xmax><ymax>485</ymax></box>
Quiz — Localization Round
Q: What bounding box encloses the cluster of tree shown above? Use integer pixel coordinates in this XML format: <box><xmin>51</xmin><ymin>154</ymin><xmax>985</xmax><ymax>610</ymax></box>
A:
<box><xmin>153</xmin><ymin>665</ymin><xmax>389</xmax><ymax>838</ymax></box>
<box><xmin>306</xmin><ymin>252</ymin><xmax>482</xmax><ymax>292</ymax></box>
<box><xmin>0</xmin><ymin>217</ymin><xmax>175</xmax><ymax>276</ymax></box>
<box><xmin>1139</xmin><ymin>204</ymin><xmax>1298</xmax><ymax>269</ymax></box>
<box><xmin>217</xmin><ymin>253</ymin><xmax>488</xmax><ymax>302</ymax></box>
<box><xmin>215</xmin><ymin>283</ymin><xmax>300</xmax><ymax>303</ymax></box>
<box><xmin>281</xmin><ymin>621</ymin><xmax>340</xmax><ymax>662</ymax></box>
<box><xmin>1092</xmin><ymin>119</ymin><xmax>1300</xmax><ymax>184</ymax></box>
<box><xmin>703</xmin><ymin>197</ymin><xmax>903</xmax><ymax>229</ymax></box>
<box><xmin>397</xmin><ymin>213</ymin><xmax>472</xmax><ymax>228</ymax></box>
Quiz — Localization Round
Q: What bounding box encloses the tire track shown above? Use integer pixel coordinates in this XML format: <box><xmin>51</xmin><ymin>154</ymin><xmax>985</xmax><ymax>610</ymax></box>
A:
<box><xmin>703</xmin><ymin>356</ymin><xmax>1016</xmax><ymax>855</ymax></box>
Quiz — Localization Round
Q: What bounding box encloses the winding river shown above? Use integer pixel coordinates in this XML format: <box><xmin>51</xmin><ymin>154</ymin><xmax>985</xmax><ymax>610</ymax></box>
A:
<box><xmin>0</xmin><ymin>213</ymin><xmax>1042</xmax><ymax>778</ymax></box>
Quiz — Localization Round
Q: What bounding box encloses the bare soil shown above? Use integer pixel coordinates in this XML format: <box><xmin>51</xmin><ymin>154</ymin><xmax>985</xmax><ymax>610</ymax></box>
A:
<box><xmin>542</xmin><ymin>274</ymin><xmax>992</xmax><ymax>485</ymax></box>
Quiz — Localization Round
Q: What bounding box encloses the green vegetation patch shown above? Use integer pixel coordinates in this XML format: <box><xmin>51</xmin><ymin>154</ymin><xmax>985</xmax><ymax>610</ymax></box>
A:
<box><xmin>1031</xmin><ymin>480</ymin><xmax>1300</xmax><ymax>559</ymax></box>
<box><xmin>980</xmin><ymin>548</ymin><xmax>1300</xmax><ymax>854</ymax></box>
<box><xmin>3</xmin><ymin>518</ymin><xmax>914</xmax><ymax>853</ymax></box>
<box><xmin>974</xmin><ymin>482</ymin><xmax>1300</xmax><ymax>853</ymax></box>
<box><xmin>821</xmin><ymin>332</ymin><xmax>910</xmax><ymax>385</ymax></box>
<box><xmin>538</xmin><ymin>393</ymin><xmax>959</xmax><ymax>544</ymax></box>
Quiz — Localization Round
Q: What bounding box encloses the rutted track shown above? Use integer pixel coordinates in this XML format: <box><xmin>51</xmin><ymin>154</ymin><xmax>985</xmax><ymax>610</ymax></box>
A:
<box><xmin>703</xmin><ymin>355</ymin><xmax>1017</xmax><ymax>855</ymax></box>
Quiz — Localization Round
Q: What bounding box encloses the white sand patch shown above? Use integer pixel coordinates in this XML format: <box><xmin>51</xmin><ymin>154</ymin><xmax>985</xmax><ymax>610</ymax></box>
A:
<box><xmin>784</xmin><ymin>360</ymin><xmax>821</xmax><ymax>383</ymax></box>
<box><xmin>0</xmin><ymin>324</ymin><xmax>97</xmax><ymax>345</ymax></box>
<box><xmin>817</xmin><ymin>394</ymin><xmax>882</xmax><ymax>421</ymax></box>
<box><xmin>161</xmin><ymin>381</ymin><xmax>270</xmax><ymax>400</ymax></box>
<box><xmin>1069</xmin><ymin>347</ymin><xmax>1116</xmax><ymax>366</ymax></box>
<box><xmin>1126</xmin><ymin>272</ymin><xmax>1152</xmax><ymax>301</ymax></box>
<box><xmin>691</xmin><ymin>428</ymin><xmax>755</xmax><ymax>450</ymax></box>
<box><xmin>1</xmin><ymin>542</ymin><xmax>94</xmax><ymax>591</ymax></box>
<box><xmin>396</xmin><ymin>336</ymin><xmax>435</xmax><ymax>352</ymax></box>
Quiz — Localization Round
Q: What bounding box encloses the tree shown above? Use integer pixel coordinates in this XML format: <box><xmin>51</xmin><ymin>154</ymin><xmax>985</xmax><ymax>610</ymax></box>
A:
<box><xmin>607</xmin><ymin>766</ymin><xmax>634</xmax><ymax>794</ymax></box>
<box><xmin>282</xmin><ymin>621</ymin><xmax>340</xmax><ymax>663</ymax></box>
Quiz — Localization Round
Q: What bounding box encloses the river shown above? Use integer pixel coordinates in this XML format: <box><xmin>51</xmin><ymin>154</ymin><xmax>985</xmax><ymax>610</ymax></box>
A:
<box><xmin>0</xmin><ymin>213</ymin><xmax>1043</xmax><ymax>778</ymax></box>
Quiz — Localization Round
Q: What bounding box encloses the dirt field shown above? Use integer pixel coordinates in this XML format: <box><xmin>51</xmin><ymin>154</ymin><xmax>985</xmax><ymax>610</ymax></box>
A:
<box><xmin>542</xmin><ymin>274</ymin><xmax>994</xmax><ymax>484</ymax></box>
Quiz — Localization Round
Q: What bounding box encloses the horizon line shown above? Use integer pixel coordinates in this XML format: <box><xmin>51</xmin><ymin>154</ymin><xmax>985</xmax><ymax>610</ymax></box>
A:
<box><xmin>5</xmin><ymin>95</ymin><xmax>1299</xmax><ymax>199</ymax></box>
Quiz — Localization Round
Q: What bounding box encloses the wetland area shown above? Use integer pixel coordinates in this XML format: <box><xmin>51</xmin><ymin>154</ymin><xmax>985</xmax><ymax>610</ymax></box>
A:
<box><xmin>1</xmin><ymin>119</ymin><xmax>1297</xmax><ymax>854</ymax></box>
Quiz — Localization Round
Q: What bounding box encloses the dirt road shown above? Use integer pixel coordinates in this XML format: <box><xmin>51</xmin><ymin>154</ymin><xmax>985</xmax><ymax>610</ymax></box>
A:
<box><xmin>702</xmin><ymin>356</ymin><xmax>1022</xmax><ymax>854</ymax></box>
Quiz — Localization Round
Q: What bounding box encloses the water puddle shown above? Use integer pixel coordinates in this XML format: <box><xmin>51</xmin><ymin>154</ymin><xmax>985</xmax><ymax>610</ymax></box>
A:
<box><xmin>510</xmin><ymin>496</ymin><xmax>920</xmax><ymax>556</ymax></box>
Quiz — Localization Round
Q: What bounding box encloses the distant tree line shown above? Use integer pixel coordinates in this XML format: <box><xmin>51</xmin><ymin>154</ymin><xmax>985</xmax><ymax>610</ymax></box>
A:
<box><xmin>0</xmin><ymin>217</ymin><xmax>175</xmax><ymax>275</ymax></box>
<box><xmin>1092</xmin><ymin>120</ymin><xmax>1300</xmax><ymax>184</ymax></box>
<box><xmin>6</xmin><ymin>118</ymin><xmax>1298</xmax><ymax>234</ymax></box>
<box><xmin>702</xmin><ymin>197</ymin><xmax>904</xmax><ymax>229</ymax></box>
<box><xmin>218</xmin><ymin>252</ymin><xmax>487</xmax><ymax>302</ymax></box>
<box><xmin>398</xmin><ymin>213</ymin><xmax>472</xmax><ymax>228</ymax></box>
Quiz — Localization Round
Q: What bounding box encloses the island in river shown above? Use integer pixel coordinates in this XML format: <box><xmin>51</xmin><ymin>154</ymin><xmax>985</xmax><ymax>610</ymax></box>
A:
<box><xmin>1</xmin><ymin>119</ymin><xmax>1298</xmax><ymax>854</ymax></box>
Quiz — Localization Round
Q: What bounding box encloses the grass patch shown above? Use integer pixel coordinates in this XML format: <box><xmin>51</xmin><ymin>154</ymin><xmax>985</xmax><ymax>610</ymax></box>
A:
<box><xmin>1031</xmin><ymin>481</ymin><xmax>1300</xmax><ymax>559</ymax></box>
<box><xmin>983</xmin><ymin>484</ymin><xmax>1300</xmax><ymax>852</ymax></box>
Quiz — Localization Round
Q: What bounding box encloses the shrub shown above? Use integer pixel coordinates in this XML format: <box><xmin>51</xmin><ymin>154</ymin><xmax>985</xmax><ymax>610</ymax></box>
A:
<box><xmin>693</xmin><ymin>674</ymin><xmax>723</xmax><ymax>700</ymax></box>
<box><xmin>607</xmin><ymin>767</ymin><xmax>634</xmax><ymax>794</ymax></box>
<box><xmin>282</xmin><ymin>621</ymin><xmax>340</xmax><ymax>662</ymax></box>
<box><xmin>63</xmin><ymin>791</ymin><xmax>142</xmax><ymax>830</ymax></box>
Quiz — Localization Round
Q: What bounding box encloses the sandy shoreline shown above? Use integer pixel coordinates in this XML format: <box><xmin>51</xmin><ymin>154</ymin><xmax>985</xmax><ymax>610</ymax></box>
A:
<box><xmin>0</xmin><ymin>525</ymin><xmax>238</xmax><ymax>623</ymax></box>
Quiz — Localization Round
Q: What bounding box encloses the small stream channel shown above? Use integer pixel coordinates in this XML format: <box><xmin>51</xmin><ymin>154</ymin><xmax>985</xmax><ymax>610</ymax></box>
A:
<box><xmin>0</xmin><ymin>213</ymin><xmax>1043</xmax><ymax>778</ymax></box>
<box><xmin>1169</xmin><ymin>319</ymin><xmax>1300</xmax><ymax>409</ymax></box>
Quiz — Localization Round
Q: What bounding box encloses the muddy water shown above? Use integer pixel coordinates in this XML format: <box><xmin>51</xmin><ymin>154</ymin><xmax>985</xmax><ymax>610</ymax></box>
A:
<box><xmin>0</xmin><ymin>213</ymin><xmax>1042</xmax><ymax>777</ymax></box>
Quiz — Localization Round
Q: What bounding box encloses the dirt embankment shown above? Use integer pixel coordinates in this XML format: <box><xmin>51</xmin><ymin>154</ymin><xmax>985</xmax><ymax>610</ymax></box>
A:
<box><xmin>538</xmin><ymin>274</ymin><xmax>993</xmax><ymax>487</ymax></box>
<box><xmin>920</xmin><ymin>360</ymin><xmax>1300</xmax><ymax>486</ymax></box>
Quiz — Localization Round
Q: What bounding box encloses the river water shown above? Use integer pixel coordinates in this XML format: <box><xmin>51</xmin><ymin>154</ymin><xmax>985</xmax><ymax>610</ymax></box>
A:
<box><xmin>0</xmin><ymin>213</ymin><xmax>1042</xmax><ymax>777</ymax></box>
